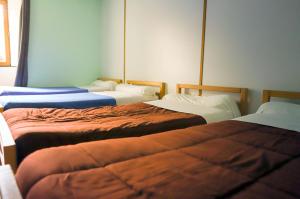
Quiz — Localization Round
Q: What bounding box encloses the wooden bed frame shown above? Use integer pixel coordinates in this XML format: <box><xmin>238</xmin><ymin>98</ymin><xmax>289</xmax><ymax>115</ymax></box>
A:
<box><xmin>97</xmin><ymin>77</ymin><xmax>123</xmax><ymax>84</ymax></box>
<box><xmin>0</xmin><ymin>165</ymin><xmax>22</xmax><ymax>199</ymax></box>
<box><xmin>176</xmin><ymin>84</ymin><xmax>248</xmax><ymax>116</ymax></box>
<box><xmin>262</xmin><ymin>90</ymin><xmax>300</xmax><ymax>103</ymax></box>
<box><xmin>0</xmin><ymin>80</ymin><xmax>166</xmax><ymax>173</ymax></box>
<box><xmin>127</xmin><ymin>80</ymin><xmax>166</xmax><ymax>99</ymax></box>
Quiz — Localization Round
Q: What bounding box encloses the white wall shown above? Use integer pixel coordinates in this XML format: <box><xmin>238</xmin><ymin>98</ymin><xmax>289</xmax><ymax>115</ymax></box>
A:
<box><xmin>8</xmin><ymin>0</ymin><xmax>21</xmax><ymax>66</ymax></box>
<box><xmin>0</xmin><ymin>0</ymin><xmax>21</xmax><ymax>86</ymax></box>
<box><xmin>203</xmin><ymin>0</ymin><xmax>300</xmax><ymax>113</ymax></box>
<box><xmin>99</xmin><ymin>0</ymin><xmax>124</xmax><ymax>80</ymax></box>
<box><xmin>114</xmin><ymin>0</ymin><xmax>299</xmax><ymax>113</ymax></box>
<box><xmin>126</xmin><ymin>0</ymin><xmax>203</xmax><ymax>93</ymax></box>
<box><xmin>0</xmin><ymin>67</ymin><xmax>16</xmax><ymax>85</ymax></box>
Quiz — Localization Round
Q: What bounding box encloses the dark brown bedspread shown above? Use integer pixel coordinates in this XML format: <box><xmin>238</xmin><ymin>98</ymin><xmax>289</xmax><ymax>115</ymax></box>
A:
<box><xmin>16</xmin><ymin>120</ymin><xmax>300</xmax><ymax>199</ymax></box>
<box><xmin>3</xmin><ymin>103</ymin><xmax>206</xmax><ymax>163</ymax></box>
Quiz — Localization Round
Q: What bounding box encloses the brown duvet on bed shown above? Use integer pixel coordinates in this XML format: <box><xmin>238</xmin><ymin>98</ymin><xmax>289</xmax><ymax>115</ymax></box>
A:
<box><xmin>3</xmin><ymin>103</ymin><xmax>206</xmax><ymax>163</ymax></box>
<box><xmin>16</xmin><ymin>120</ymin><xmax>300</xmax><ymax>199</ymax></box>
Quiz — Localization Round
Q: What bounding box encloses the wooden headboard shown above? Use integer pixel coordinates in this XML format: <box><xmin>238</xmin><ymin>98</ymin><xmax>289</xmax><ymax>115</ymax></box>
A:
<box><xmin>126</xmin><ymin>80</ymin><xmax>166</xmax><ymax>99</ymax></box>
<box><xmin>176</xmin><ymin>84</ymin><xmax>248</xmax><ymax>115</ymax></box>
<box><xmin>262</xmin><ymin>90</ymin><xmax>300</xmax><ymax>103</ymax></box>
<box><xmin>97</xmin><ymin>77</ymin><xmax>123</xmax><ymax>84</ymax></box>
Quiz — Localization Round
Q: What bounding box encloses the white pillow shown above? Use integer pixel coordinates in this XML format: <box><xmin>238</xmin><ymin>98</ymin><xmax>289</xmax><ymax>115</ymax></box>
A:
<box><xmin>89</xmin><ymin>80</ymin><xmax>117</xmax><ymax>91</ymax></box>
<box><xmin>115</xmin><ymin>84</ymin><xmax>157</xmax><ymax>96</ymax></box>
<box><xmin>257</xmin><ymin>102</ymin><xmax>300</xmax><ymax>117</ymax></box>
<box><xmin>197</xmin><ymin>95</ymin><xmax>241</xmax><ymax>118</ymax></box>
<box><xmin>162</xmin><ymin>93</ymin><xmax>198</xmax><ymax>103</ymax></box>
<box><xmin>163</xmin><ymin>94</ymin><xmax>241</xmax><ymax>118</ymax></box>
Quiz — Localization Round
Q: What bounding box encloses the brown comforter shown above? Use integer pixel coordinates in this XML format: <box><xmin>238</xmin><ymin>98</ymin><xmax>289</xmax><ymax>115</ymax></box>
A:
<box><xmin>3</xmin><ymin>103</ymin><xmax>206</xmax><ymax>163</ymax></box>
<box><xmin>16</xmin><ymin>120</ymin><xmax>300</xmax><ymax>199</ymax></box>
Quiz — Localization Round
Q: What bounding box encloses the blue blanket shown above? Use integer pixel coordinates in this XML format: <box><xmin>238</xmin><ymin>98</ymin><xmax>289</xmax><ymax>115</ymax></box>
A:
<box><xmin>0</xmin><ymin>86</ymin><xmax>88</xmax><ymax>96</ymax></box>
<box><xmin>0</xmin><ymin>93</ymin><xmax>116</xmax><ymax>110</ymax></box>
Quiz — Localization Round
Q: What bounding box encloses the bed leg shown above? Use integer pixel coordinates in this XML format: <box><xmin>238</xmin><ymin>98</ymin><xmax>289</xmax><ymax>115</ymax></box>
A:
<box><xmin>4</xmin><ymin>145</ymin><xmax>17</xmax><ymax>173</ymax></box>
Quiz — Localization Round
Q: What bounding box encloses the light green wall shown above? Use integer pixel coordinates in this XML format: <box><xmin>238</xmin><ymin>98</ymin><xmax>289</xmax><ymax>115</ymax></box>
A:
<box><xmin>28</xmin><ymin>0</ymin><xmax>102</xmax><ymax>87</ymax></box>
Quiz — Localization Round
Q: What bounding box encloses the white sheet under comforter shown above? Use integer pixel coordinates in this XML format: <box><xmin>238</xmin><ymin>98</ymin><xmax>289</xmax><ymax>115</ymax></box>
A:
<box><xmin>79</xmin><ymin>86</ymin><xmax>112</xmax><ymax>92</ymax></box>
<box><xmin>235</xmin><ymin>113</ymin><xmax>300</xmax><ymax>132</ymax></box>
<box><xmin>146</xmin><ymin>100</ymin><xmax>235</xmax><ymax>123</ymax></box>
<box><xmin>92</xmin><ymin>91</ymin><xmax>158</xmax><ymax>105</ymax></box>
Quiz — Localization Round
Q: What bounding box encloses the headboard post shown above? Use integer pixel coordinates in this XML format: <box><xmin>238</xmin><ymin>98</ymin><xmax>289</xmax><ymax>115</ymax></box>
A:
<box><xmin>262</xmin><ymin>90</ymin><xmax>271</xmax><ymax>103</ymax></box>
<box><xmin>176</xmin><ymin>85</ymin><xmax>182</xmax><ymax>94</ymax></box>
<box><xmin>262</xmin><ymin>90</ymin><xmax>300</xmax><ymax>103</ymax></box>
<box><xmin>160</xmin><ymin>83</ymin><xmax>166</xmax><ymax>99</ymax></box>
<box><xmin>97</xmin><ymin>77</ymin><xmax>123</xmax><ymax>84</ymax></box>
<box><xmin>126</xmin><ymin>80</ymin><xmax>166</xmax><ymax>99</ymax></box>
<box><xmin>240</xmin><ymin>88</ymin><xmax>248</xmax><ymax>116</ymax></box>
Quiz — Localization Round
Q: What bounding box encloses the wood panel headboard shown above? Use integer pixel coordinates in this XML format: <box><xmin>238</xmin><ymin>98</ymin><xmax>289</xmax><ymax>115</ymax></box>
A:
<box><xmin>176</xmin><ymin>84</ymin><xmax>248</xmax><ymax>115</ymax></box>
<box><xmin>262</xmin><ymin>90</ymin><xmax>300</xmax><ymax>103</ymax></box>
<box><xmin>126</xmin><ymin>80</ymin><xmax>166</xmax><ymax>99</ymax></box>
<box><xmin>97</xmin><ymin>77</ymin><xmax>123</xmax><ymax>84</ymax></box>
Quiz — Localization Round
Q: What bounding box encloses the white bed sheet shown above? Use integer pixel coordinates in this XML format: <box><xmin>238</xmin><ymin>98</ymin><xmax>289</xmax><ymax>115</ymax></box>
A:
<box><xmin>234</xmin><ymin>113</ymin><xmax>300</xmax><ymax>132</ymax></box>
<box><xmin>146</xmin><ymin>100</ymin><xmax>235</xmax><ymax>123</ymax></box>
<box><xmin>79</xmin><ymin>80</ymin><xmax>117</xmax><ymax>92</ymax></box>
<box><xmin>79</xmin><ymin>86</ymin><xmax>112</xmax><ymax>92</ymax></box>
<box><xmin>162</xmin><ymin>93</ymin><xmax>241</xmax><ymax>118</ymax></box>
<box><xmin>92</xmin><ymin>91</ymin><xmax>158</xmax><ymax>105</ymax></box>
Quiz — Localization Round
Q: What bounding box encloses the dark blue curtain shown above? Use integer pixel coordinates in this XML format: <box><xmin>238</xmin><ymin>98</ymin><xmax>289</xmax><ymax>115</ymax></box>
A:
<box><xmin>15</xmin><ymin>0</ymin><xmax>30</xmax><ymax>87</ymax></box>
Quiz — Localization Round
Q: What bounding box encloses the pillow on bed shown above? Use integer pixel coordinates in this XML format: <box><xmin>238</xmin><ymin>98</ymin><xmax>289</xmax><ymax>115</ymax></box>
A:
<box><xmin>162</xmin><ymin>93</ymin><xmax>198</xmax><ymax>103</ymax></box>
<box><xmin>257</xmin><ymin>102</ymin><xmax>300</xmax><ymax>116</ymax></box>
<box><xmin>88</xmin><ymin>80</ymin><xmax>117</xmax><ymax>91</ymax></box>
<box><xmin>115</xmin><ymin>84</ymin><xmax>157</xmax><ymax>96</ymax></box>
<box><xmin>163</xmin><ymin>94</ymin><xmax>241</xmax><ymax>117</ymax></box>
<box><xmin>197</xmin><ymin>95</ymin><xmax>241</xmax><ymax>118</ymax></box>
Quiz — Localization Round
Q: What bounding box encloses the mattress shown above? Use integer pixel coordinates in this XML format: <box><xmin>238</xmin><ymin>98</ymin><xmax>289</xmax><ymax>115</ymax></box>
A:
<box><xmin>0</xmin><ymin>86</ymin><xmax>88</xmax><ymax>96</ymax></box>
<box><xmin>3</xmin><ymin>103</ymin><xmax>206</xmax><ymax>163</ymax></box>
<box><xmin>16</xmin><ymin>115</ymin><xmax>300</xmax><ymax>199</ymax></box>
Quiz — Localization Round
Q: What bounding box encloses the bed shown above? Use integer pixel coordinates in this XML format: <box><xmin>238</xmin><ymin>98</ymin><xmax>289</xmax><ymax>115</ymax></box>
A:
<box><xmin>0</xmin><ymin>84</ymin><xmax>247</xmax><ymax>172</ymax></box>
<box><xmin>13</xmin><ymin>89</ymin><xmax>300</xmax><ymax>199</ymax></box>
<box><xmin>0</xmin><ymin>80</ymin><xmax>164</xmax><ymax>112</ymax></box>
<box><xmin>0</xmin><ymin>78</ymin><xmax>122</xmax><ymax>96</ymax></box>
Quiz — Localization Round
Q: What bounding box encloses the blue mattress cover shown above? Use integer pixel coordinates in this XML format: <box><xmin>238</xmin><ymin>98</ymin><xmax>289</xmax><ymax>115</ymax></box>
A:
<box><xmin>0</xmin><ymin>93</ymin><xmax>116</xmax><ymax>110</ymax></box>
<box><xmin>0</xmin><ymin>86</ymin><xmax>88</xmax><ymax>96</ymax></box>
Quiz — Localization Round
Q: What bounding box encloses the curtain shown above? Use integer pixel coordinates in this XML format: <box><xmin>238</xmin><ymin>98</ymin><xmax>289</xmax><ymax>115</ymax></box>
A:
<box><xmin>15</xmin><ymin>0</ymin><xmax>30</xmax><ymax>87</ymax></box>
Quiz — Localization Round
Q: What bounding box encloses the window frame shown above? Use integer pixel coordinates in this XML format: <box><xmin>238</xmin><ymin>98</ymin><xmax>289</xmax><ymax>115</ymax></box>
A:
<box><xmin>0</xmin><ymin>0</ymin><xmax>11</xmax><ymax>67</ymax></box>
